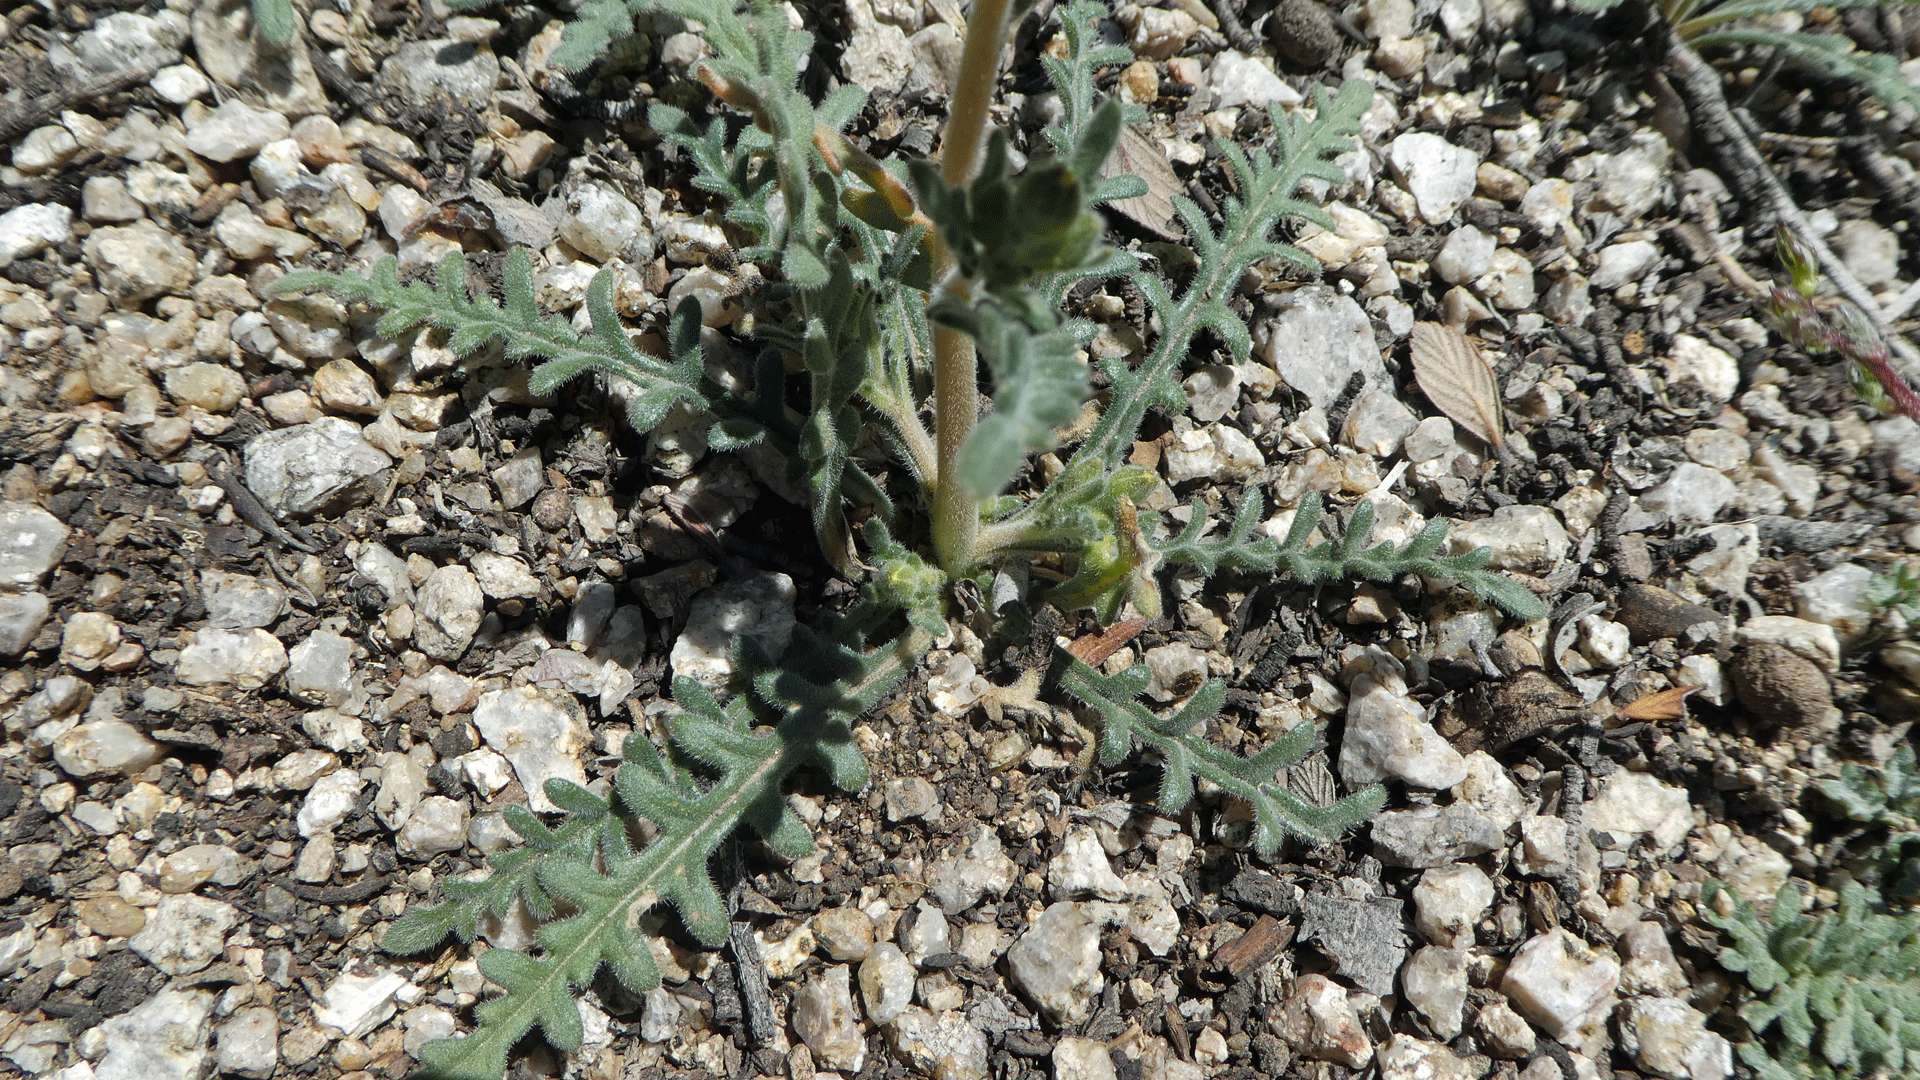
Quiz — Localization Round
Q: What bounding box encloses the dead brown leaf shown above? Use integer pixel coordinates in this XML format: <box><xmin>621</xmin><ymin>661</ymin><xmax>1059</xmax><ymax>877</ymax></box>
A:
<box><xmin>1410</xmin><ymin>322</ymin><xmax>1504</xmax><ymax>449</ymax></box>
<box><xmin>1616</xmin><ymin>685</ymin><xmax>1702</xmax><ymax>723</ymax></box>
<box><xmin>1101</xmin><ymin>124</ymin><xmax>1184</xmax><ymax>241</ymax></box>
<box><xmin>1066</xmin><ymin>618</ymin><xmax>1149</xmax><ymax>666</ymax></box>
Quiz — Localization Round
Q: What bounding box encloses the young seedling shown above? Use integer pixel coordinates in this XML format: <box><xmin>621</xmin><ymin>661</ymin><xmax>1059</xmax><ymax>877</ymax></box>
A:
<box><xmin>279</xmin><ymin>1</ymin><xmax>1547</xmax><ymax>1074</ymax></box>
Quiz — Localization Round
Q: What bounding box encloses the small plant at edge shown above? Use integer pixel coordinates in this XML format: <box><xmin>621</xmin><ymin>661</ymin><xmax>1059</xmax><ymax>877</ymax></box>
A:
<box><xmin>278</xmin><ymin>2</ymin><xmax>1549</xmax><ymax>1075</ymax></box>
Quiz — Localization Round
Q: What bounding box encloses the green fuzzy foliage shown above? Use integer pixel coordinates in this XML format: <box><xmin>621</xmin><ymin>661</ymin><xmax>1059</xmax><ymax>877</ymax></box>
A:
<box><xmin>1568</xmin><ymin>0</ymin><xmax>1920</xmax><ymax>110</ymax></box>
<box><xmin>1060</xmin><ymin>655</ymin><xmax>1386</xmax><ymax>856</ymax></box>
<box><xmin>389</xmin><ymin>611</ymin><xmax>920</xmax><ymax>1080</ymax></box>
<box><xmin>251</xmin><ymin>0</ymin><xmax>296</xmax><ymax>44</ymax></box>
<box><xmin>276</xmin><ymin>0</ymin><xmax>1479</xmax><ymax>1072</ymax></box>
<box><xmin>1703</xmin><ymin>879</ymin><xmax>1920</xmax><ymax>1080</ymax></box>
<box><xmin>1157</xmin><ymin>489</ymin><xmax>1549</xmax><ymax>621</ymax></box>
<box><xmin>1818</xmin><ymin>743</ymin><xmax>1920</xmax><ymax>900</ymax></box>
<box><xmin>278</xmin><ymin>250</ymin><xmax>713</xmax><ymax>436</ymax></box>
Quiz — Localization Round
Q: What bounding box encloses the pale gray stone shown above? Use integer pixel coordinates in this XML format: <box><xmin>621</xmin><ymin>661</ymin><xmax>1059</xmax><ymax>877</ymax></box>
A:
<box><xmin>1412</xmin><ymin>864</ymin><xmax>1494</xmax><ymax>948</ymax></box>
<box><xmin>314</xmin><ymin>965</ymin><xmax>410</xmax><ymax>1039</ymax></box>
<box><xmin>215</xmin><ymin>1007</ymin><xmax>278</xmax><ymax>1079</ymax></box>
<box><xmin>554</xmin><ymin>182</ymin><xmax>649</xmax><ymax>264</ymax></box>
<box><xmin>398</xmin><ymin>795</ymin><xmax>470</xmax><ymax>858</ymax></box>
<box><xmin>1006</xmin><ymin>902</ymin><xmax>1106</xmax><ymax>1023</ymax></box>
<box><xmin>296</xmin><ymin>768</ymin><xmax>364</xmax><ymax>836</ymax></box>
<box><xmin>927</xmin><ymin>827</ymin><xmax>1016</xmax><ymax>915</ymax></box>
<box><xmin>183</xmin><ymin>98</ymin><xmax>290</xmax><ymax>163</ymax></box>
<box><xmin>1433</xmin><ymin>225</ymin><xmax>1495</xmax><ymax>285</ymax></box>
<box><xmin>129</xmin><ymin>894</ymin><xmax>240</xmax><ymax>975</ymax></box>
<box><xmin>1639</xmin><ymin>463</ymin><xmax>1736</xmax><ymax>526</ymax></box>
<box><xmin>1342</xmin><ymin>390</ymin><xmax>1419</xmax><ymax>457</ymax></box>
<box><xmin>49</xmin><ymin>10</ymin><xmax>190</xmax><ymax>80</ymax></box>
<box><xmin>0</xmin><ymin>203</ymin><xmax>73</xmax><ymax>267</ymax></box>
<box><xmin>1053</xmin><ymin>1035</ymin><xmax>1120</xmax><ymax>1080</ymax></box>
<box><xmin>286</xmin><ymin>631</ymin><xmax>354</xmax><ymax>706</ymax></box>
<box><xmin>93</xmin><ymin>988</ymin><xmax>213</xmax><ymax>1080</ymax></box>
<box><xmin>378</xmin><ymin>39</ymin><xmax>502</xmax><ymax>106</ymax></box>
<box><xmin>1589</xmin><ymin>240</ymin><xmax>1659</xmax><ymax>289</ymax></box>
<box><xmin>1048</xmin><ymin>826</ymin><xmax>1129</xmax><ymax>902</ymax></box>
<box><xmin>859</xmin><ymin>942</ymin><xmax>916</xmax><ymax>1025</ymax></box>
<box><xmin>1210</xmin><ymin>50</ymin><xmax>1301</xmax><ymax>109</ymax></box>
<box><xmin>1401</xmin><ymin>946</ymin><xmax>1469</xmax><ymax>1039</ymax></box>
<box><xmin>244</xmin><ymin>418</ymin><xmax>392</xmax><ymax>519</ymax></box>
<box><xmin>415</xmin><ymin>564</ymin><xmax>483</xmax><ymax>661</ymax></box>
<box><xmin>813</xmin><ymin>905</ymin><xmax>876</xmax><ymax>962</ymax></box>
<box><xmin>1341</xmin><ymin>649</ymin><xmax>1466</xmax><ymax>791</ymax></box>
<box><xmin>885</xmin><ymin>1006</ymin><xmax>989</xmax><ymax>1080</ymax></box>
<box><xmin>200</xmin><ymin>569</ymin><xmax>288</xmax><ymax>629</ymax></box>
<box><xmin>1261</xmin><ymin>286</ymin><xmax>1388</xmax><ymax>411</ymax></box>
<box><xmin>1447</xmin><ymin>504</ymin><xmax>1569</xmax><ymax>571</ymax></box>
<box><xmin>470</xmin><ymin>551</ymin><xmax>540</xmax><ymax>599</ymax></box>
<box><xmin>1619</xmin><ymin>997</ymin><xmax>1731</xmax><ymax>1080</ymax></box>
<box><xmin>1585</xmin><ymin>770</ymin><xmax>1692</xmax><ymax>851</ymax></box>
<box><xmin>1387</xmin><ymin>133</ymin><xmax>1479</xmax><ymax>224</ymax></box>
<box><xmin>1371</xmin><ymin>803</ymin><xmax>1503</xmax><ymax>867</ymax></box>
<box><xmin>52</xmin><ymin>720</ymin><xmax>164</xmax><ymax>779</ymax></box>
<box><xmin>176</xmin><ymin>627</ymin><xmax>288</xmax><ymax>689</ymax></box>
<box><xmin>472</xmin><ymin>686</ymin><xmax>590</xmax><ymax>813</ymax></box>
<box><xmin>793</xmin><ymin>965</ymin><xmax>866</xmax><ymax>1072</ymax></box>
<box><xmin>1274</xmin><ymin>974</ymin><xmax>1372</xmax><ymax>1067</ymax></box>
<box><xmin>669</xmin><ymin>572</ymin><xmax>796</xmax><ymax>691</ymax></box>
<box><xmin>898</xmin><ymin>899</ymin><xmax>951</xmax><ymax>964</ymax></box>
<box><xmin>1500</xmin><ymin>928</ymin><xmax>1621</xmax><ymax>1042</ymax></box>
<box><xmin>83</xmin><ymin>220</ymin><xmax>196</xmax><ymax>304</ymax></box>
<box><xmin>1</xmin><ymin>502</ymin><xmax>70</xmax><ymax>588</ymax></box>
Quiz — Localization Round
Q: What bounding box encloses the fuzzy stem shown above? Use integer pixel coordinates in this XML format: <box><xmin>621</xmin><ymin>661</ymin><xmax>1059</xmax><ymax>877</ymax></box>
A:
<box><xmin>930</xmin><ymin>0</ymin><xmax>1015</xmax><ymax>576</ymax></box>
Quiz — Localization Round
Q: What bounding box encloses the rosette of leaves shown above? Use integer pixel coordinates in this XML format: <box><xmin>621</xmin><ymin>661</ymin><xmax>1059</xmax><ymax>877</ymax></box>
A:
<box><xmin>1817</xmin><ymin>743</ymin><xmax>1920</xmax><ymax>901</ymax></box>
<box><xmin>1703</xmin><ymin>879</ymin><xmax>1920</xmax><ymax>1079</ymax></box>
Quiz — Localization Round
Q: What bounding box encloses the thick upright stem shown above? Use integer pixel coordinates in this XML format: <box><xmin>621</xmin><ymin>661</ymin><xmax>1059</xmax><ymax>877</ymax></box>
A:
<box><xmin>930</xmin><ymin>0</ymin><xmax>1015</xmax><ymax>576</ymax></box>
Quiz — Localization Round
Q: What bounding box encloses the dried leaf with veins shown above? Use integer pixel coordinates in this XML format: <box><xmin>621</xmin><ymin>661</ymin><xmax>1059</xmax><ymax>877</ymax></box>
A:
<box><xmin>1615</xmin><ymin>685</ymin><xmax>1702</xmax><ymax>723</ymax></box>
<box><xmin>1102</xmin><ymin>125</ymin><xmax>1184</xmax><ymax>241</ymax></box>
<box><xmin>1410</xmin><ymin>321</ymin><xmax>1504</xmax><ymax>449</ymax></box>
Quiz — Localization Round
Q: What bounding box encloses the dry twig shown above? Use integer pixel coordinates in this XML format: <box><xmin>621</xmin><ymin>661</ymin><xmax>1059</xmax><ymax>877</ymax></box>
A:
<box><xmin>1664</xmin><ymin>32</ymin><xmax>1920</xmax><ymax>373</ymax></box>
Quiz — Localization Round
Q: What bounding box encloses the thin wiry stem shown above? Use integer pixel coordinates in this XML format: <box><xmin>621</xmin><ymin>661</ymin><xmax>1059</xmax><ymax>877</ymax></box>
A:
<box><xmin>1665</xmin><ymin>32</ymin><xmax>1920</xmax><ymax>375</ymax></box>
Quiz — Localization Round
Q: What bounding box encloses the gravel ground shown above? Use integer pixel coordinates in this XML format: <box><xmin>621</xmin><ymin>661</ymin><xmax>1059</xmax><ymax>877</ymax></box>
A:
<box><xmin>2</xmin><ymin>0</ymin><xmax>1919</xmax><ymax>1079</ymax></box>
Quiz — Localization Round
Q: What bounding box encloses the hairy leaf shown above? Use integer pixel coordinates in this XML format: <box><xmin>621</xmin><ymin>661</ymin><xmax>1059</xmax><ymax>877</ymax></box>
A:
<box><xmin>1061</xmin><ymin>654</ymin><xmax>1385</xmax><ymax>855</ymax></box>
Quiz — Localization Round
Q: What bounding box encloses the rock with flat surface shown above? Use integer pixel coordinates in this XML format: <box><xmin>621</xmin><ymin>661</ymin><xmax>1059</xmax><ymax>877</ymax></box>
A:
<box><xmin>1007</xmin><ymin>902</ymin><xmax>1107</xmax><ymax>1023</ymax></box>
<box><xmin>1372</xmin><ymin>803</ymin><xmax>1503</xmax><ymax>867</ymax></box>
<box><xmin>314</xmin><ymin>965</ymin><xmax>411</xmax><ymax>1039</ymax></box>
<box><xmin>1262</xmin><ymin>286</ymin><xmax>1388</xmax><ymax>411</ymax></box>
<box><xmin>1619</xmin><ymin>996</ymin><xmax>1732</xmax><ymax>1080</ymax></box>
<box><xmin>53</xmin><ymin>720</ymin><xmax>165</xmax><ymax>778</ymax></box>
<box><xmin>1388</xmin><ymin>133</ymin><xmax>1479</xmax><ymax>224</ymax></box>
<box><xmin>200</xmin><ymin>569</ymin><xmax>288</xmax><ymax>629</ymax></box>
<box><xmin>93</xmin><ymin>988</ymin><xmax>213</xmax><ymax>1080</ymax></box>
<box><xmin>1</xmin><ymin>502</ymin><xmax>70</xmax><ymax>588</ymax></box>
<box><xmin>1500</xmin><ymin>928</ymin><xmax>1620</xmax><ymax>1042</ymax></box>
<box><xmin>793</xmin><ymin>964</ymin><xmax>866</xmax><ymax>1072</ymax></box>
<box><xmin>244</xmin><ymin>418</ymin><xmax>392</xmax><ymax>519</ymax></box>
<box><xmin>176</xmin><ymin>627</ymin><xmax>288</xmax><ymax>689</ymax></box>
<box><xmin>472</xmin><ymin>686</ymin><xmax>590</xmax><ymax>813</ymax></box>
<box><xmin>129</xmin><ymin>894</ymin><xmax>240</xmax><ymax>975</ymax></box>
<box><xmin>216</xmin><ymin>1006</ymin><xmax>279</xmax><ymax>1079</ymax></box>
<box><xmin>1342</xmin><ymin>649</ymin><xmax>1466</xmax><ymax>790</ymax></box>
